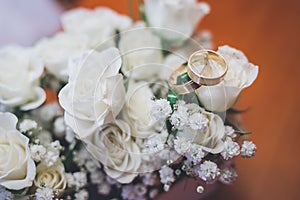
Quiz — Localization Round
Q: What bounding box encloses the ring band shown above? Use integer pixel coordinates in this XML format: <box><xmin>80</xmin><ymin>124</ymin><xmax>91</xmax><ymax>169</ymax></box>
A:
<box><xmin>187</xmin><ymin>50</ymin><xmax>227</xmax><ymax>86</ymax></box>
<box><xmin>168</xmin><ymin>65</ymin><xmax>200</xmax><ymax>94</ymax></box>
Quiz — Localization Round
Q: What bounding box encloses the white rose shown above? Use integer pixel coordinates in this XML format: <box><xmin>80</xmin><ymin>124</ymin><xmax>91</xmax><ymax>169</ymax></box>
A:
<box><xmin>177</xmin><ymin>104</ymin><xmax>225</xmax><ymax>154</ymax></box>
<box><xmin>58</xmin><ymin>47</ymin><xmax>125</xmax><ymax>138</ymax></box>
<box><xmin>119</xmin><ymin>22</ymin><xmax>163</xmax><ymax>80</ymax></box>
<box><xmin>0</xmin><ymin>45</ymin><xmax>45</xmax><ymax>110</ymax></box>
<box><xmin>0</xmin><ymin>112</ymin><xmax>36</xmax><ymax>190</ymax></box>
<box><xmin>34</xmin><ymin>32</ymin><xmax>89</xmax><ymax>81</ymax></box>
<box><xmin>83</xmin><ymin>120</ymin><xmax>141</xmax><ymax>184</ymax></box>
<box><xmin>196</xmin><ymin>45</ymin><xmax>259</xmax><ymax>112</ymax></box>
<box><xmin>122</xmin><ymin>81</ymin><xmax>159</xmax><ymax>138</ymax></box>
<box><xmin>34</xmin><ymin>161</ymin><xmax>67</xmax><ymax>191</ymax></box>
<box><xmin>144</xmin><ymin>0</ymin><xmax>210</xmax><ymax>41</ymax></box>
<box><xmin>61</xmin><ymin>7</ymin><xmax>132</xmax><ymax>47</ymax></box>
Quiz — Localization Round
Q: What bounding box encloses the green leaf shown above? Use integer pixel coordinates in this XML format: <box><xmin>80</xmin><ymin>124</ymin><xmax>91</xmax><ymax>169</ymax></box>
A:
<box><xmin>139</xmin><ymin>4</ymin><xmax>148</xmax><ymax>24</ymax></box>
<box><xmin>124</xmin><ymin>75</ymin><xmax>131</xmax><ymax>92</ymax></box>
<box><xmin>8</xmin><ymin>188</ymin><xmax>28</xmax><ymax>196</ymax></box>
<box><xmin>234</xmin><ymin>130</ymin><xmax>252</xmax><ymax>135</ymax></box>
<box><xmin>167</xmin><ymin>89</ymin><xmax>178</xmax><ymax>109</ymax></box>
<box><xmin>225</xmin><ymin>120</ymin><xmax>252</xmax><ymax>135</ymax></box>
<box><xmin>227</xmin><ymin>107</ymin><xmax>249</xmax><ymax>114</ymax></box>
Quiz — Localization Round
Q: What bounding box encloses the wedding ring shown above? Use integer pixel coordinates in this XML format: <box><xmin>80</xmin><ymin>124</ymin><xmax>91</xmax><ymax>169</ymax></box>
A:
<box><xmin>187</xmin><ymin>50</ymin><xmax>227</xmax><ymax>86</ymax></box>
<box><xmin>168</xmin><ymin>64</ymin><xmax>200</xmax><ymax>94</ymax></box>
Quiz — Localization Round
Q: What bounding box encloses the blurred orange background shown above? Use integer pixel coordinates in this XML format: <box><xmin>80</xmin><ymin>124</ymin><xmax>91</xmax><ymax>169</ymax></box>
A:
<box><xmin>1</xmin><ymin>0</ymin><xmax>300</xmax><ymax>199</ymax></box>
<box><xmin>71</xmin><ymin>0</ymin><xmax>300</xmax><ymax>199</ymax></box>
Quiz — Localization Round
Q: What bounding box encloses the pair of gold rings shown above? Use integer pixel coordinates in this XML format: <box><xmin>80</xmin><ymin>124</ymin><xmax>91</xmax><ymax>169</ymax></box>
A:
<box><xmin>169</xmin><ymin>50</ymin><xmax>228</xmax><ymax>94</ymax></box>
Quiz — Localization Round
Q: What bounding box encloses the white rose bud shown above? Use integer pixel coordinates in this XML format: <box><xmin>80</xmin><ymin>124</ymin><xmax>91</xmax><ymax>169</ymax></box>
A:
<box><xmin>34</xmin><ymin>160</ymin><xmax>67</xmax><ymax>191</ymax></box>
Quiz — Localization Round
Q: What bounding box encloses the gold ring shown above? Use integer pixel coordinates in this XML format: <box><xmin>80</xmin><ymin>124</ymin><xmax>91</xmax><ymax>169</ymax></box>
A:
<box><xmin>168</xmin><ymin>65</ymin><xmax>200</xmax><ymax>94</ymax></box>
<box><xmin>187</xmin><ymin>50</ymin><xmax>227</xmax><ymax>86</ymax></box>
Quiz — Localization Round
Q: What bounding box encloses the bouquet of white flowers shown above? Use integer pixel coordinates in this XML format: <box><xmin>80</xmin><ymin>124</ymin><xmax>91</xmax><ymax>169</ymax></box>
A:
<box><xmin>0</xmin><ymin>1</ymin><xmax>258</xmax><ymax>199</ymax></box>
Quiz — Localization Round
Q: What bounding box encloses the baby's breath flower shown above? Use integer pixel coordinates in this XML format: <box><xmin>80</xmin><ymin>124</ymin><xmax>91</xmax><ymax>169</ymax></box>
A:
<box><xmin>121</xmin><ymin>185</ymin><xmax>135</xmax><ymax>200</ymax></box>
<box><xmin>42</xmin><ymin>140</ymin><xmax>62</xmax><ymax>167</ymax></box>
<box><xmin>84</xmin><ymin>159</ymin><xmax>98</xmax><ymax>173</ymax></box>
<box><xmin>186</xmin><ymin>144</ymin><xmax>205</xmax><ymax>164</ymax></box>
<box><xmin>134</xmin><ymin>184</ymin><xmax>147</xmax><ymax>196</ymax></box>
<box><xmin>170</xmin><ymin>104</ymin><xmax>189</xmax><ymax>130</ymax></box>
<box><xmin>49</xmin><ymin>140</ymin><xmax>63</xmax><ymax>152</ymax></box>
<box><xmin>198</xmin><ymin>161</ymin><xmax>220</xmax><ymax>182</ymax></box>
<box><xmin>173</xmin><ymin>136</ymin><xmax>191</xmax><ymax>155</ymax></box>
<box><xmin>65</xmin><ymin>128</ymin><xmax>76</xmax><ymax>144</ymax></box>
<box><xmin>34</xmin><ymin>103</ymin><xmax>62</xmax><ymax>122</ymax></box>
<box><xmin>43</xmin><ymin>150</ymin><xmax>60</xmax><ymax>167</ymax></box>
<box><xmin>142</xmin><ymin>173</ymin><xmax>157</xmax><ymax>186</ymax></box>
<box><xmin>225</xmin><ymin>126</ymin><xmax>236</xmax><ymax>138</ymax></box>
<box><xmin>159</xmin><ymin>165</ymin><xmax>175</xmax><ymax>184</ymax></box>
<box><xmin>74</xmin><ymin>189</ymin><xmax>89</xmax><ymax>200</ymax></box>
<box><xmin>146</xmin><ymin>135</ymin><xmax>165</xmax><ymax>153</ymax></box>
<box><xmin>221</xmin><ymin>138</ymin><xmax>240</xmax><ymax>160</ymax></box>
<box><xmin>35</xmin><ymin>188</ymin><xmax>54</xmax><ymax>200</ymax></box>
<box><xmin>97</xmin><ymin>182</ymin><xmax>111</xmax><ymax>195</ymax></box>
<box><xmin>106</xmin><ymin>176</ymin><xmax>118</xmax><ymax>185</ymax></box>
<box><xmin>53</xmin><ymin>117</ymin><xmax>66</xmax><ymax>137</ymax></box>
<box><xmin>19</xmin><ymin>119</ymin><xmax>38</xmax><ymax>132</ymax></box>
<box><xmin>188</xmin><ymin>112</ymin><xmax>208</xmax><ymax>131</ymax></box>
<box><xmin>241</xmin><ymin>141</ymin><xmax>256</xmax><ymax>157</ymax></box>
<box><xmin>149</xmin><ymin>189</ymin><xmax>159</xmax><ymax>199</ymax></box>
<box><xmin>30</xmin><ymin>144</ymin><xmax>46</xmax><ymax>162</ymax></box>
<box><xmin>151</xmin><ymin>99</ymin><xmax>172</xmax><ymax>120</ymax></box>
<box><xmin>219</xmin><ymin>167</ymin><xmax>238</xmax><ymax>184</ymax></box>
<box><xmin>90</xmin><ymin>170</ymin><xmax>105</xmax><ymax>184</ymax></box>
<box><xmin>67</xmin><ymin>172</ymin><xmax>87</xmax><ymax>190</ymax></box>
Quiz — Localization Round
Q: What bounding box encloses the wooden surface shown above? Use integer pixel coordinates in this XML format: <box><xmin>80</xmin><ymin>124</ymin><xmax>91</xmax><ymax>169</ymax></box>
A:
<box><xmin>74</xmin><ymin>0</ymin><xmax>300</xmax><ymax>199</ymax></box>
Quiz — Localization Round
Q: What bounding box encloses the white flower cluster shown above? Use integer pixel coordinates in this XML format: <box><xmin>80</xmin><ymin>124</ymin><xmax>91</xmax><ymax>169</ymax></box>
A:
<box><xmin>30</xmin><ymin>140</ymin><xmax>63</xmax><ymax>167</ymax></box>
<box><xmin>241</xmin><ymin>141</ymin><xmax>257</xmax><ymax>157</ymax></box>
<box><xmin>198</xmin><ymin>161</ymin><xmax>220</xmax><ymax>182</ymax></box>
<box><xmin>35</xmin><ymin>188</ymin><xmax>54</xmax><ymax>200</ymax></box>
<box><xmin>32</xmin><ymin>103</ymin><xmax>62</xmax><ymax>123</ymax></box>
<box><xmin>186</xmin><ymin>144</ymin><xmax>205</xmax><ymax>164</ymax></box>
<box><xmin>19</xmin><ymin>119</ymin><xmax>38</xmax><ymax>133</ymax></box>
<box><xmin>53</xmin><ymin>117</ymin><xmax>66</xmax><ymax>138</ymax></box>
<box><xmin>221</xmin><ymin>138</ymin><xmax>240</xmax><ymax>160</ymax></box>
<box><xmin>121</xmin><ymin>184</ymin><xmax>147</xmax><ymax>200</ymax></box>
<box><xmin>159</xmin><ymin>165</ymin><xmax>175</xmax><ymax>185</ymax></box>
<box><xmin>225</xmin><ymin>125</ymin><xmax>237</xmax><ymax>138</ymax></box>
<box><xmin>170</xmin><ymin>103</ymin><xmax>189</xmax><ymax>130</ymax></box>
<box><xmin>30</xmin><ymin>144</ymin><xmax>47</xmax><ymax>162</ymax></box>
<box><xmin>142</xmin><ymin>173</ymin><xmax>157</xmax><ymax>186</ymax></box>
<box><xmin>146</xmin><ymin>135</ymin><xmax>165</xmax><ymax>153</ymax></box>
<box><xmin>219</xmin><ymin>167</ymin><xmax>238</xmax><ymax>184</ymax></box>
<box><xmin>74</xmin><ymin>189</ymin><xmax>89</xmax><ymax>200</ymax></box>
<box><xmin>151</xmin><ymin>99</ymin><xmax>172</xmax><ymax>120</ymax></box>
<box><xmin>168</xmin><ymin>102</ymin><xmax>209</xmax><ymax>131</ymax></box>
<box><xmin>43</xmin><ymin>141</ymin><xmax>63</xmax><ymax>167</ymax></box>
<box><xmin>66</xmin><ymin>172</ymin><xmax>87</xmax><ymax>190</ymax></box>
<box><xmin>174</xmin><ymin>136</ymin><xmax>191</xmax><ymax>155</ymax></box>
<box><xmin>188</xmin><ymin>112</ymin><xmax>209</xmax><ymax>131</ymax></box>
